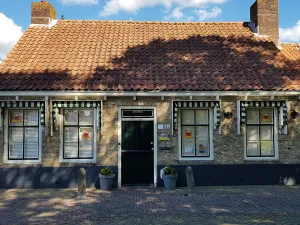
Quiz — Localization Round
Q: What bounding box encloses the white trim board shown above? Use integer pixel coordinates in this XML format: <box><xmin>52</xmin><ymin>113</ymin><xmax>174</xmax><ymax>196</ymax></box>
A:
<box><xmin>118</xmin><ymin>106</ymin><xmax>157</xmax><ymax>188</ymax></box>
<box><xmin>1</xmin><ymin>91</ymin><xmax>300</xmax><ymax>97</ymax></box>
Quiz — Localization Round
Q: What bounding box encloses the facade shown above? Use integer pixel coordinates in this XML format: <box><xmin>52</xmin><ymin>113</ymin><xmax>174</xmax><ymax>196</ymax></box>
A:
<box><xmin>0</xmin><ymin>0</ymin><xmax>299</xmax><ymax>188</ymax></box>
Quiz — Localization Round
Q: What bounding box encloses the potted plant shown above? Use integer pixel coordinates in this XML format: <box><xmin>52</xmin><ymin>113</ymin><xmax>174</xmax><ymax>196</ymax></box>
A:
<box><xmin>99</xmin><ymin>167</ymin><xmax>115</xmax><ymax>190</ymax></box>
<box><xmin>162</xmin><ymin>166</ymin><xmax>178</xmax><ymax>190</ymax></box>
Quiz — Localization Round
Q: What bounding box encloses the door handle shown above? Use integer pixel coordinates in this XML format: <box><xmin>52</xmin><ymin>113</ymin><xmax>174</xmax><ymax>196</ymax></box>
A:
<box><xmin>151</xmin><ymin>148</ymin><xmax>154</xmax><ymax>150</ymax></box>
<box><xmin>151</xmin><ymin>142</ymin><xmax>153</xmax><ymax>145</ymax></box>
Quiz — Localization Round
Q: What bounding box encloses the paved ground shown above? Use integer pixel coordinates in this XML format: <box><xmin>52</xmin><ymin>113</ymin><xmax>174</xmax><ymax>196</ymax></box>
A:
<box><xmin>1</xmin><ymin>186</ymin><xmax>300</xmax><ymax>224</ymax></box>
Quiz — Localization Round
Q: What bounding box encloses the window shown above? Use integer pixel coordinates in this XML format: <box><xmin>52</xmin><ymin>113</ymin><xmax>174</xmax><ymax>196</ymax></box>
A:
<box><xmin>7</xmin><ymin>109</ymin><xmax>40</xmax><ymax>161</ymax></box>
<box><xmin>63</xmin><ymin>109</ymin><xmax>95</xmax><ymax>160</ymax></box>
<box><xmin>180</xmin><ymin>109</ymin><xmax>213</xmax><ymax>159</ymax></box>
<box><xmin>245</xmin><ymin>108</ymin><xmax>278</xmax><ymax>159</ymax></box>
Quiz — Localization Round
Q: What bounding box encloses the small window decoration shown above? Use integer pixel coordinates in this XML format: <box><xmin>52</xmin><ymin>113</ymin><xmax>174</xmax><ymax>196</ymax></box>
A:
<box><xmin>173</xmin><ymin>101</ymin><xmax>221</xmax><ymax>132</ymax></box>
<box><xmin>238</xmin><ymin>101</ymin><xmax>288</xmax><ymax>135</ymax></box>
<box><xmin>199</xmin><ymin>144</ymin><xmax>206</xmax><ymax>154</ymax></box>
<box><xmin>51</xmin><ymin>101</ymin><xmax>102</xmax><ymax>136</ymax></box>
<box><xmin>224</xmin><ymin>112</ymin><xmax>233</xmax><ymax>119</ymax></box>
<box><xmin>184</xmin><ymin>129</ymin><xmax>193</xmax><ymax>138</ymax></box>
<box><xmin>262</xmin><ymin>112</ymin><xmax>271</xmax><ymax>122</ymax></box>
<box><xmin>0</xmin><ymin>101</ymin><xmax>45</xmax><ymax>132</ymax></box>
<box><xmin>290</xmin><ymin>110</ymin><xmax>298</xmax><ymax>119</ymax></box>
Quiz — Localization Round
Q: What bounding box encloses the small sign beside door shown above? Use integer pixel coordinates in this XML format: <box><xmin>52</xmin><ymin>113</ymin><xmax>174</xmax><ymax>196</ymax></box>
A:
<box><xmin>158</xmin><ymin>124</ymin><xmax>171</xmax><ymax>130</ymax></box>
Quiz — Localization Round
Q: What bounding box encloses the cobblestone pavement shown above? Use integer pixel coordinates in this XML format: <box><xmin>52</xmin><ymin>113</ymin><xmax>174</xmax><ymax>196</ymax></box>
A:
<box><xmin>1</xmin><ymin>186</ymin><xmax>300</xmax><ymax>224</ymax></box>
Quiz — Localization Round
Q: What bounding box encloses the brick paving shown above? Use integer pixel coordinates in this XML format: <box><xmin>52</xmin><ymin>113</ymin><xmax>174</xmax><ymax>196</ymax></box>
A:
<box><xmin>0</xmin><ymin>186</ymin><xmax>300</xmax><ymax>224</ymax></box>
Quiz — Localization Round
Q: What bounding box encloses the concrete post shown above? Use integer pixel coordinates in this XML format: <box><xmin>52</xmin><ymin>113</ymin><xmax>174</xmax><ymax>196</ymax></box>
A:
<box><xmin>78</xmin><ymin>168</ymin><xmax>86</xmax><ymax>198</ymax></box>
<box><xmin>186</xmin><ymin>166</ymin><xmax>195</xmax><ymax>194</ymax></box>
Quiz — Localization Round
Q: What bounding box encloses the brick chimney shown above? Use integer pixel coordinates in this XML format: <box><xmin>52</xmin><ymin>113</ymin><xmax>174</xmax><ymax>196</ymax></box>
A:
<box><xmin>250</xmin><ymin>0</ymin><xmax>279</xmax><ymax>46</ymax></box>
<box><xmin>31</xmin><ymin>0</ymin><xmax>56</xmax><ymax>25</ymax></box>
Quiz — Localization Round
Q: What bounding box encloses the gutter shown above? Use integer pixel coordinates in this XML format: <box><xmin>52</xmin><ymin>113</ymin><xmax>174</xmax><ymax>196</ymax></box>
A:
<box><xmin>0</xmin><ymin>91</ymin><xmax>299</xmax><ymax>97</ymax></box>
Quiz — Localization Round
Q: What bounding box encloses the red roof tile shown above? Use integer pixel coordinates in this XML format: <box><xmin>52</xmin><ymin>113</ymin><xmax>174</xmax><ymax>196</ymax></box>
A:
<box><xmin>0</xmin><ymin>20</ymin><xmax>299</xmax><ymax>91</ymax></box>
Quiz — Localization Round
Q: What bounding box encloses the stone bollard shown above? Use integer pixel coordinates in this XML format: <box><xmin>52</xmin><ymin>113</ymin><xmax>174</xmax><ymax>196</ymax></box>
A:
<box><xmin>186</xmin><ymin>166</ymin><xmax>195</xmax><ymax>194</ymax></box>
<box><xmin>78</xmin><ymin>168</ymin><xmax>87</xmax><ymax>199</ymax></box>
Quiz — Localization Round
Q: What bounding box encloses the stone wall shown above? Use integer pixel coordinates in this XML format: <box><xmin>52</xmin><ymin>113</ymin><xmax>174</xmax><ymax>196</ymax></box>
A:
<box><xmin>1</xmin><ymin>96</ymin><xmax>300</xmax><ymax>168</ymax></box>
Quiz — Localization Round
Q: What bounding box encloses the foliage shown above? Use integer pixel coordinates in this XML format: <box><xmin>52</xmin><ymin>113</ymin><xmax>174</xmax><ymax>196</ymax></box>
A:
<box><xmin>164</xmin><ymin>166</ymin><xmax>177</xmax><ymax>176</ymax></box>
<box><xmin>100</xmin><ymin>167</ymin><xmax>114</xmax><ymax>176</ymax></box>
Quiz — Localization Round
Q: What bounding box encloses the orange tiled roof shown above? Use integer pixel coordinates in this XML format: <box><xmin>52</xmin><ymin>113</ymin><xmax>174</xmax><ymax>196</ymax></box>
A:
<box><xmin>0</xmin><ymin>20</ymin><xmax>299</xmax><ymax>91</ymax></box>
<box><xmin>281</xmin><ymin>44</ymin><xmax>300</xmax><ymax>61</ymax></box>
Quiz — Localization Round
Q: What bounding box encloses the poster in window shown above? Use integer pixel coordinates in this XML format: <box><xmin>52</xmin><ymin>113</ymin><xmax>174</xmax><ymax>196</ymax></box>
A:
<box><xmin>12</xmin><ymin>114</ymin><xmax>23</xmax><ymax>123</ymax></box>
<box><xmin>262</xmin><ymin>113</ymin><xmax>271</xmax><ymax>122</ymax></box>
<box><xmin>184</xmin><ymin>129</ymin><xmax>193</xmax><ymax>138</ymax></box>
<box><xmin>260</xmin><ymin>109</ymin><xmax>273</xmax><ymax>124</ymax></box>
<box><xmin>198</xmin><ymin>144</ymin><xmax>206</xmax><ymax>154</ymax></box>
<box><xmin>80</xmin><ymin>128</ymin><xmax>93</xmax><ymax>145</ymax></box>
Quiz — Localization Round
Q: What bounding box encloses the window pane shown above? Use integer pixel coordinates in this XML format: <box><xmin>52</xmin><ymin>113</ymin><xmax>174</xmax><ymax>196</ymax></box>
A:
<box><xmin>9</xmin><ymin>143</ymin><xmax>23</xmax><ymax>159</ymax></box>
<box><xmin>196</xmin><ymin>126</ymin><xmax>209</xmax><ymax>140</ymax></box>
<box><xmin>64</xmin><ymin>143</ymin><xmax>78</xmax><ymax>158</ymax></box>
<box><xmin>182</xmin><ymin>141</ymin><xmax>195</xmax><ymax>156</ymax></box>
<box><xmin>9</xmin><ymin>110</ymin><xmax>23</xmax><ymax>126</ymax></box>
<box><xmin>79</xmin><ymin>127</ymin><xmax>93</xmax><ymax>158</ymax></box>
<box><xmin>247</xmin><ymin>109</ymin><xmax>259</xmax><ymax>124</ymax></box>
<box><xmin>79</xmin><ymin>110</ymin><xmax>94</xmax><ymax>125</ymax></box>
<box><xmin>9</xmin><ymin>127</ymin><xmax>23</xmax><ymax>159</ymax></box>
<box><xmin>24</xmin><ymin>110</ymin><xmax>39</xmax><ymax>126</ymax></box>
<box><xmin>260</xmin><ymin>126</ymin><xmax>273</xmax><ymax>141</ymax></box>
<box><xmin>24</xmin><ymin>143</ymin><xmax>39</xmax><ymax>159</ymax></box>
<box><xmin>182</xmin><ymin>110</ymin><xmax>194</xmax><ymax>125</ymax></box>
<box><xmin>196</xmin><ymin>141</ymin><xmax>210</xmax><ymax>157</ymax></box>
<box><xmin>64</xmin><ymin>127</ymin><xmax>78</xmax><ymax>142</ymax></box>
<box><xmin>25</xmin><ymin>128</ymin><xmax>39</xmax><ymax>143</ymax></box>
<box><xmin>247</xmin><ymin>142</ymin><xmax>260</xmax><ymax>156</ymax></box>
<box><xmin>182</xmin><ymin>126</ymin><xmax>195</xmax><ymax>141</ymax></box>
<box><xmin>247</xmin><ymin>126</ymin><xmax>259</xmax><ymax>141</ymax></box>
<box><xmin>10</xmin><ymin>127</ymin><xmax>23</xmax><ymax>142</ymax></box>
<box><xmin>261</xmin><ymin>141</ymin><xmax>274</xmax><ymax>156</ymax></box>
<box><xmin>260</xmin><ymin>109</ymin><xmax>273</xmax><ymax>124</ymax></box>
<box><xmin>196</xmin><ymin>110</ymin><xmax>208</xmax><ymax>125</ymax></box>
<box><xmin>64</xmin><ymin>110</ymin><xmax>78</xmax><ymax>125</ymax></box>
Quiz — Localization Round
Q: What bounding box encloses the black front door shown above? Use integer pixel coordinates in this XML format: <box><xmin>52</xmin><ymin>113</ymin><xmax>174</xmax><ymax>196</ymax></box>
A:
<box><xmin>121</xmin><ymin>121</ymin><xmax>154</xmax><ymax>186</ymax></box>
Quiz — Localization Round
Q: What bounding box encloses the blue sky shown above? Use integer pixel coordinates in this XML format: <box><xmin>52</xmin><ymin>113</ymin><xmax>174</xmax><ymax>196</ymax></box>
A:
<box><xmin>0</xmin><ymin>0</ymin><xmax>299</xmax><ymax>60</ymax></box>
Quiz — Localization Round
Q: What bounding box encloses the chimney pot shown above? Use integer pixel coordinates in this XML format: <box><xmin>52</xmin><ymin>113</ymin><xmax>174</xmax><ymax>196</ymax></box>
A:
<box><xmin>250</xmin><ymin>0</ymin><xmax>279</xmax><ymax>46</ymax></box>
<box><xmin>31</xmin><ymin>1</ymin><xmax>56</xmax><ymax>25</ymax></box>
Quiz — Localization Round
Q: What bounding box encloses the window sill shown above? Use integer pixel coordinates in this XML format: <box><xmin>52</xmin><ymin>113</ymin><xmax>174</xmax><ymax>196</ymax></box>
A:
<box><xmin>179</xmin><ymin>157</ymin><xmax>214</xmax><ymax>161</ymax></box>
<box><xmin>59</xmin><ymin>159</ymin><xmax>96</xmax><ymax>164</ymax></box>
<box><xmin>3</xmin><ymin>160</ymin><xmax>41</xmax><ymax>164</ymax></box>
<box><xmin>244</xmin><ymin>157</ymin><xmax>279</xmax><ymax>161</ymax></box>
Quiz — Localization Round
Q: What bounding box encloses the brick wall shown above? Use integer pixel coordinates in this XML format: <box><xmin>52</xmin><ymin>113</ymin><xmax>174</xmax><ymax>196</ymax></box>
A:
<box><xmin>1</xmin><ymin>96</ymin><xmax>300</xmax><ymax>168</ymax></box>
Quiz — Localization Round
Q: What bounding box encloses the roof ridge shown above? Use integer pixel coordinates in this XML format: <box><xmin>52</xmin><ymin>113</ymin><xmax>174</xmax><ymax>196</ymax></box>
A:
<box><xmin>58</xmin><ymin>20</ymin><xmax>246</xmax><ymax>24</ymax></box>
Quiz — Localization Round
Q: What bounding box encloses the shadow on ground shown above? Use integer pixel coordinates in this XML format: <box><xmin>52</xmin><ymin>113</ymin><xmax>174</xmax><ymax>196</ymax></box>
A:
<box><xmin>1</xmin><ymin>186</ymin><xmax>300</xmax><ymax>224</ymax></box>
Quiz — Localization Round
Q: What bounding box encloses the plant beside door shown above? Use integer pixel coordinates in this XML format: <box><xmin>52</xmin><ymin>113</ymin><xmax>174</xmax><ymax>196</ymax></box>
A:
<box><xmin>99</xmin><ymin>168</ymin><xmax>115</xmax><ymax>190</ymax></box>
<box><xmin>162</xmin><ymin>166</ymin><xmax>178</xmax><ymax>190</ymax></box>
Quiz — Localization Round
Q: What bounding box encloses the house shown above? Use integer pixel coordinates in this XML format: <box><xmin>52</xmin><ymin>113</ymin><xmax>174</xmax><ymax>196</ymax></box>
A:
<box><xmin>0</xmin><ymin>0</ymin><xmax>299</xmax><ymax>188</ymax></box>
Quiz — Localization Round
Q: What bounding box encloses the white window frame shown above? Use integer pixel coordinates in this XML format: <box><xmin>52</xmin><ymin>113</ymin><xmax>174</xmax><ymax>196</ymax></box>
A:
<box><xmin>59</xmin><ymin>108</ymin><xmax>97</xmax><ymax>163</ymax></box>
<box><xmin>178</xmin><ymin>108</ymin><xmax>214</xmax><ymax>161</ymax></box>
<box><xmin>3</xmin><ymin>108</ymin><xmax>42</xmax><ymax>164</ymax></box>
<box><xmin>244</xmin><ymin>108</ymin><xmax>279</xmax><ymax>161</ymax></box>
